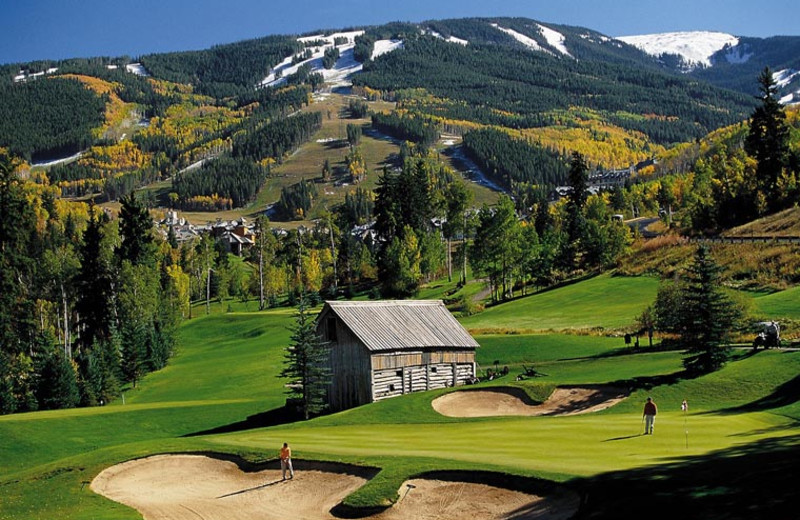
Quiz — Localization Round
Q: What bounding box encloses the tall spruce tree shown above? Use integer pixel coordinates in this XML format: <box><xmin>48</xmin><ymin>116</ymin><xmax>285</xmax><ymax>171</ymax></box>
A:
<box><xmin>75</xmin><ymin>203</ymin><xmax>113</xmax><ymax>349</ymax></box>
<box><xmin>280</xmin><ymin>298</ymin><xmax>330</xmax><ymax>419</ymax></box>
<box><xmin>680</xmin><ymin>246</ymin><xmax>743</xmax><ymax>374</ymax></box>
<box><xmin>561</xmin><ymin>151</ymin><xmax>589</xmax><ymax>269</ymax></box>
<box><xmin>117</xmin><ymin>193</ymin><xmax>155</xmax><ymax>266</ymax></box>
<box><xmin>745</xmin><ymin>67</ymin><xmax>791</xmax><ymax>212</ymax></box>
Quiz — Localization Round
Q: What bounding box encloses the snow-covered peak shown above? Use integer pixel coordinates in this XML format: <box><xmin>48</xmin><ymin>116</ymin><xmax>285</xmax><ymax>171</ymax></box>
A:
<box><xmin>536</xmin><ymin>23</ymin><xmax>572</xmax><ymax>58</ymax></box>
<box><xmin>617</xmin><ymin>31</ymin><xmax>738</xmax><ymax>70</ymax></box>
<box><xmin>490</xmin><ymin>23</ymin><xmax>548</xmax><ymax>54</ymax></box>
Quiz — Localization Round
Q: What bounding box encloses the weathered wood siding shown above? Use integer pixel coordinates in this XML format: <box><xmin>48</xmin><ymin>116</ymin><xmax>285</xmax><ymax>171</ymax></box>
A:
<box><xmin>322</xmin><ymin>318</ymin><xmax>372</xmax><ymax>412</ymax></box>
<box><xmin>370</xmin><ymin>350</ymin><xmax>475</xmax><ymax>401</ymax></box>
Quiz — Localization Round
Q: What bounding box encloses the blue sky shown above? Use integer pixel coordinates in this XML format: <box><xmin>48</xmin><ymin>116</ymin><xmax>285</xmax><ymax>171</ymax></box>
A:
<box><xmin>2</xmin><ymin>0</ymin><xmax>798</xmax><ymax>64</ymax></box>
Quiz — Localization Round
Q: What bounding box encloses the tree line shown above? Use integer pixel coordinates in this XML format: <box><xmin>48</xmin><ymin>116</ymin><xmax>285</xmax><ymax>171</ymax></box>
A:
<box><xmin>232</xmin><ymin>111</ymin><xmax>322</xmax><ymax>161</ymax></box>
<box><xmin>1</xmin><ymin>156</ymin><xmax>185</xmax><ymax>414</ymax></box>
<box><xmin>462</xmin><ymin>127</ymin><xmax>568</xmax><ymax>188</ymax></box>
<box><xmin>371</xmin><ymin>112</ymin><xmax>440</xmax><ymax>148</ymax></box>
<box><xmin>173</xmin><ymin>157</ymin><xmax>267</xmax><ymax>209</ymax></box>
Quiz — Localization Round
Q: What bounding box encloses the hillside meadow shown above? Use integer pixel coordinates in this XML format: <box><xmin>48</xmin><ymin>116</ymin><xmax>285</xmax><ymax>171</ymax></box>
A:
<box><xmin>0</xmin><ymin>275</ymin><xmax>798</xmax><ymax>519</ymax></box>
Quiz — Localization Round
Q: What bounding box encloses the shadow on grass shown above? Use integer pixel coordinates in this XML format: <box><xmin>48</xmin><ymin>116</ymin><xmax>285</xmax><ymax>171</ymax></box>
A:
<box><xmin>573</xmin><ymin>434</ymin><xmax>800</xmax><ymax>520</ymax></box>
<box><xmin>481</xmin><ymin>272</ymin><xmax>601</xmax><ymax>310</ymax></box>
<box><xmin>183</xmin><ymin>406</ymin><xmax>302</xmax><ymax>437</ymax></box>
<box><xmin>608</xmin><ymin>370</ymin><xmax>688</xmax><ymax>393</ymax></box>
<box><xmin>602</xmin><ymin>433</ymin><xmax>643</xmax><ymax>442</ymax></box>
<box><xmin>712</xmin><ymin>373</ymin><xmax>800</xmax><ymax>416</ymax></box>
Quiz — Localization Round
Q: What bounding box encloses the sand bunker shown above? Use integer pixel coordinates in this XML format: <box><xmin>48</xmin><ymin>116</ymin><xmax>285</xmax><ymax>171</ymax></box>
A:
<box><xmin>432</xmin><ymin>386</ymin><xmax>628</xmax><ymax>418</ymax></box>
<box><xmin>379</xmin><ymin>478</ymin><xmax>578</xmax><ymax>520</ymax></box>
<box><xmin>92</xmin><ymin>454</ymin><xmax>579</xmax><ymax>520</ymax></box>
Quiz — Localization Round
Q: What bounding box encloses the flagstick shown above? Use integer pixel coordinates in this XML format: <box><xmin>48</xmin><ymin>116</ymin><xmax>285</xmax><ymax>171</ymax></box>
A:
<box><xmin>682</xmin><ymin>399</ymin><xmax>689</xmax><ymax>449</ymax></box>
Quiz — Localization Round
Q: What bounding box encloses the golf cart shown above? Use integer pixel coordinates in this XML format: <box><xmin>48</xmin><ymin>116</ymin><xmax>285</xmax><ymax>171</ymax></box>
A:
<box><xmin>753</xmin><ymin>321</ymin><xmax>781</xmax><ymax>350</ymax></box>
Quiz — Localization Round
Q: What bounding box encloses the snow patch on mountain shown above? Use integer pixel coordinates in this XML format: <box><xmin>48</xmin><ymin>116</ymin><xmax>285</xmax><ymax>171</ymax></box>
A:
<box><xmin>536</xmin><ymin>23</ymin><xmax>572</xmax><ymax>58</ymax></box>
<box><xmin>372</xmin><ymin>39</ymin><xmax>404</xmax><ymax>59</ymax></box>
<box><xmin>260</xmin><ymin>31</ymin><xmax>401</xmax><ymax>89</ymax></box>
<box><xmin>724</xmin><ymin>45</ymin><xmax>753</xmax><ymax>64</ymax></box>
<box><xmin>490</xmin><ymin>23</ymin><xmax>550</xmax><ymax>54</ymax></box>
<box><xmin>774</xmin><ymin>68</ymin><xmax>800</xmax><ymax>89</ymax></box>
<box><xmin>774</xmin><ymin>69</ymin><xmax>800</xmax><ymax>105</ymax></box>
<box><xmin>297</xmin><ymin>30</ymin><xmax>365</xmax><ymax>45</ymax></box>
<box><xmin>580</xmin><ymin>33</ymin><xmax>609</xmax><ymax>44</ymax></box>
<box><xmin>617</xmin><ymin>31</ymin><xmax>739</xmax><ymax>70</ymax></box>
<box><xmin>426</xmin><ymin>29</ymin><xmax>468</xmax><ymax>46</ymax></box>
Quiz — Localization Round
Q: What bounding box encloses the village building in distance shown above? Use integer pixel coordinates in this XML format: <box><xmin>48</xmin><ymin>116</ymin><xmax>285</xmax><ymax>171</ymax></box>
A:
<box><xmin>316</xmin><ymin>300</ymin><xmax>479</xmax><ymax>411</ymax></box>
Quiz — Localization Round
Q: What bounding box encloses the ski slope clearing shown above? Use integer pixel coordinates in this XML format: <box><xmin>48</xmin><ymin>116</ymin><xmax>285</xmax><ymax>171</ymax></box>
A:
<box><xmin>372</xmin><ymin>39</ymin><xmax>404</xmax><ymax>58</ymax></box>
<box><xmin>260</xmin><ymin>31</ymin><xmax>402</xmax><ymax>89</ymax></box>
<box><xmin>774</xmin><ymin>68</ymin><xmax>800</xmax><ymax>88</ymax></box>
<box><xmin>774</xmin><ymin>70</ymin><xmax>800</xmax><ymax>105</ymax></box>
<box><xmin>617</xmin><ymin>31</ymin><xmax>739</xmax><ymax>70</ymax></box>
<box><xmin>92</xmin><ymin>454</ymin><xmax>579</xmax><ymax>520</ymax></box>
<box><xmin>490</xmin><ymin>23</ymin><xmax>549</xmax><ymax>55</ymax></box>
<box><xmin>31</xmin><ymin>150</ymin><xmax>84</xmax><ymax>168</ymax></box>
<box><xmin>426</xmin><ymin>29</ymin><xmax>468</xmax><ymax>46</ymax></box>
<box><xmin>536</xmin><ymin>23</ymin><xmax>573</xmax><ymax>58</ymax></box>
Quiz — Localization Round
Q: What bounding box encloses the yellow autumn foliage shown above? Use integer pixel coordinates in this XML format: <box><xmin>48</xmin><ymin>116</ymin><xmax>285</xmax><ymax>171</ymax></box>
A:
<box><xmin>81</xmin><ymin>140</ymin><xmax>149</xmax><ymax>172</ymax></box>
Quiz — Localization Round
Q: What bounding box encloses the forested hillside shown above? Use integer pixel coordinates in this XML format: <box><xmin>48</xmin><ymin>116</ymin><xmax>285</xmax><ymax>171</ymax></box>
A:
<box><xmin>140</xmin><ymin>36</ymin><xmax>302</xmax><ymax>97</ymax></box>
<box><xmin>360</xmin><ymin>40</ymin><xmax>751</xmax><ymax>141</ymax></box>
<box><xmin>0</xmin><ymin>78</ymin><xmax>106</xmax><ymax>161</ymax></box>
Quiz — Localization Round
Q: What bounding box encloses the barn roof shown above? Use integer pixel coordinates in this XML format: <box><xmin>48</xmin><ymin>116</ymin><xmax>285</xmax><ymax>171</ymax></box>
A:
<box><xmin>320</xmin><ymin>300</ymin><xmax>479</xmax><ymax>352</ymax></box>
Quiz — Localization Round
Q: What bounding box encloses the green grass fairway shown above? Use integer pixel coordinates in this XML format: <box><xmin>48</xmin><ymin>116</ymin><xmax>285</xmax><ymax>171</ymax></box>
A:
<box><xmin>1</xmin><ymin>274</ymin><xmax>798</xmax><ymax>519</ymax></box>
<box><xmin>751</xmin><ymin>285</ymin><xmax>800</xmax><ymax>320</ymax></box>
<box><xmin>461</xmin><ymin>274</ymin><xmax>659</xmax><ymax>333</ymax></box>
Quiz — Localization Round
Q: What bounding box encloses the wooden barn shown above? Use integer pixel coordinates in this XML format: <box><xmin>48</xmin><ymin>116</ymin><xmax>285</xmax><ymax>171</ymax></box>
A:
<box><xmin>316</xmin><ymin>300</ymin><xmax>479</xmax><ymax>411</ymax></box>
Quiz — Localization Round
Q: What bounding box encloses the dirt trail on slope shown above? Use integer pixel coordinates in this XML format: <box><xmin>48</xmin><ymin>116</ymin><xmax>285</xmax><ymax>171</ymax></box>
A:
<box><xmin>432</xmin><ymin>386</ymin><xmax>629</xmax><ymax>418</ymax></box>
<box><xmin>92</xmin><ymin>454</ymin><xmax>579</xmax><ymax>520</ymax></box>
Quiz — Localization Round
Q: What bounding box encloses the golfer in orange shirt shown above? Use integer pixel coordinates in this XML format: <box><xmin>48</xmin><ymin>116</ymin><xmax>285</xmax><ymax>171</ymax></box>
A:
<box><xmin>280</xmin><ymin>442</ymin><xmax>294</xmax><ymax>480</ymax></box>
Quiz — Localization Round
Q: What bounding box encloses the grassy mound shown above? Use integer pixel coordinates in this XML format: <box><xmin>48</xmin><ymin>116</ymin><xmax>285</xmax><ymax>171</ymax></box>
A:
<box><xmin>460</xmin><ymin>274</ymin><xmax>659</xmax><ymax>333</ymax></box>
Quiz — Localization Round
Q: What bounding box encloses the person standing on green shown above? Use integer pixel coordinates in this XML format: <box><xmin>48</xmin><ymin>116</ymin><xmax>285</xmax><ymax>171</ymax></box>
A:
<box><xmin>643</xmin><ymin>397</ymin><xmax>657</xmax><ymax>435</ymax></box>
<box><xmin>280</xmin><ymin>442</ymin><xmax>294</xmax><ymax>480</ymax></box>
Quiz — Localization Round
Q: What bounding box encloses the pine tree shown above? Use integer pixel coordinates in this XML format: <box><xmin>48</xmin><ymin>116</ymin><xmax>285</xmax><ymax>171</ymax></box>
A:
<box><xmin>745</xmin><ymin>67</ymin><xmax>791</xmax><ymax>212</ymax></box>
<box><xmin>561</xmin><ymin>152</ymin><xmax>589</xmax><ymax>269</ymax></box>
<box><xmin>35</xmin><ymin>346</ymin><xmax>80</xmax><ymax>410</ymax></box>
<box><xmin>75</xmin><ymin>203</ymin><xmax>113</xmax><ymax>348</ymax></box>
<box><xmin>120</xmin><ymin>320</ymin><xmax>148</xmax><ymax>388</ymax></box>
<box><xmin>117</xmin><ymin>193</ymin><xmax>155</xmax><ymax>266</ymax></box>
<box><xmin>280</xmin><ymin>298</ymin><xmax>330</xmax><ymax>420</ymax></box>
<box><xmin>680</xmin><ymin>246</ymin><xmax>743</xmax><ymax>374</ymax></box>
